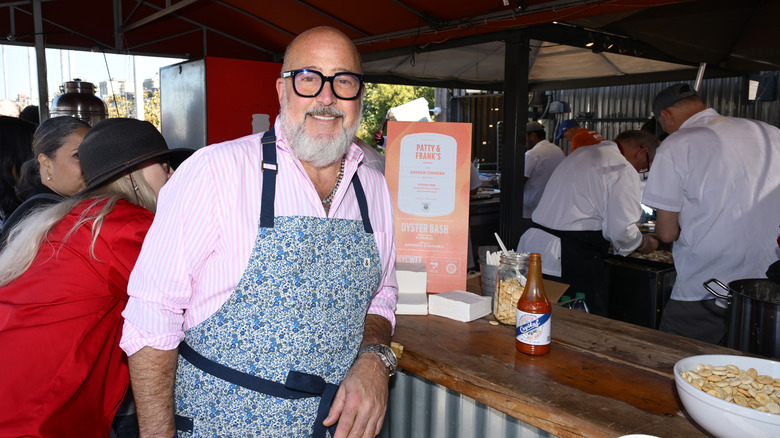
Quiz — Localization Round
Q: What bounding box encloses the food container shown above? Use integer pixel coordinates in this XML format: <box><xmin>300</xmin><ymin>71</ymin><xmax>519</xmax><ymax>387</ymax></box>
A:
<box><xmin>50</xmin><ymin>79</ymin><xmax>107</xmax><ymax>125</ymax></box>
<box><xmin>479</xmin><ymin>259</ymin><xmax>498</xmax><ymax>299</ymax></box>
<box><xmin>704</xmin><ymin>278</ymin><xmax>780</xmax><ymax>359</ymax></box>
<box><xmin>493</xmin><ymin>252</ymin><xmax>528</xmax><ymax>324</ymax></box>
<box><xmin>674</xmin><ymin>354</ymin><xmax>780</xmax><ymax>438</ymax></box>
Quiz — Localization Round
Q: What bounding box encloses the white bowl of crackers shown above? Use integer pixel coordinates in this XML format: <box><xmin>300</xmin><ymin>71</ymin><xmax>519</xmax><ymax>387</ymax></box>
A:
<box><xmin>675</xmin><ymin>354</ymin><xmax>780</xmax><ymax>438</ymax></box>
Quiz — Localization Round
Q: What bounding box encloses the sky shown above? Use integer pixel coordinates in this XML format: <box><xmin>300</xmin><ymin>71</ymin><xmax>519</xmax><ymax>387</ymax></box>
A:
<box><xmin>0</xmin><ymin>44</ymin><xmax>184</xmax><ymax>104</ymax></box>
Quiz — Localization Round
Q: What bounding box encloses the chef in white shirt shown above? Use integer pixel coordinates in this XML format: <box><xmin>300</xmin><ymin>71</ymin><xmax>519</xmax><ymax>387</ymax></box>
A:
<box><xmin>518</xmin><ymin>134</ymin><xmax>658</xmax><ymax>316</ymax></box>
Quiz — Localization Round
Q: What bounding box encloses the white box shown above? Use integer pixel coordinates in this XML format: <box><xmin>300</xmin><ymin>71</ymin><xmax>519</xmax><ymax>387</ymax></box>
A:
<box><xmin>395</xmin><ymin>262</ymin><xmax>428</xmax><ymax>315</ymax></box>
<box><xmin>395</xmin><ymin>293</ymin><xmax>429</xmax><ymax>315</ymax></box>
<box><xmin>428</xmin><ymin>290</ymin><xmax>492</xmax><ymax>322</ymax></box>
<box><xmin>396</xmin><ymin>262</ymin><xmax>427</xmax><ymax>293</ymax></box>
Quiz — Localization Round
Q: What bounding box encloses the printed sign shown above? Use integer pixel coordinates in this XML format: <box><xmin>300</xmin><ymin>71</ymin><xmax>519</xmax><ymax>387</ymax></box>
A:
<box><xmin>386</xmin><ymin>121</ymin><xmax>472</xmax><ymax>293</ymax></box>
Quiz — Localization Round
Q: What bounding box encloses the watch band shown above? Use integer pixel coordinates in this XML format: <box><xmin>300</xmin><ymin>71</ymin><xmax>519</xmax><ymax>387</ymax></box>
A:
<box><xmin>358</xmin><ymin>344</ymin><xmax>397</xmax><ymax>376</ymax></box>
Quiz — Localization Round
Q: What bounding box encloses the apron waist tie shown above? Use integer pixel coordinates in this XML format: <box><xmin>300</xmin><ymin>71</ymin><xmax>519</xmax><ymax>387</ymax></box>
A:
<box><xmin>178</xmin><ymin>341</ymin><xmax>339</xmax><ymax>437</ymax></box>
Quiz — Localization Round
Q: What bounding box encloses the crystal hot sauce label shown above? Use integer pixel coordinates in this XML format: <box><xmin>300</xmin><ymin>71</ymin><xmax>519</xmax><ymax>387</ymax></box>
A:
<box><xmin>516</xmin><ymin>311</ymin><xmax>551</xmax><ymax>345</ymax></box>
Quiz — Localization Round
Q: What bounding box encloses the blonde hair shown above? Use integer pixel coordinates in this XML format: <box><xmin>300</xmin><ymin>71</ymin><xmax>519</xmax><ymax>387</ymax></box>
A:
<box><xmin>0</xmin><ymin>166</ymin><xmax>159</xmax><ymax>287</ymax></box>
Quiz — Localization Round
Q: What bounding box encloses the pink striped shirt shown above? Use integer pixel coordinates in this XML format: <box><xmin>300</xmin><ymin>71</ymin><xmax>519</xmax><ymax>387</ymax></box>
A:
<box><xmin>120</xmin><ymin>119</ymin><xmax>398</xmax><ymax>356</ymax></box>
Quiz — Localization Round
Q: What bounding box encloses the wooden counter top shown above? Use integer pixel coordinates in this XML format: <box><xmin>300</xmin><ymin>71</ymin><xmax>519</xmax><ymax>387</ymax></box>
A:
<box><xmin>393</xmin><ymin>295</ymin><xmax>742</xmax><ymax>437</ymax></box>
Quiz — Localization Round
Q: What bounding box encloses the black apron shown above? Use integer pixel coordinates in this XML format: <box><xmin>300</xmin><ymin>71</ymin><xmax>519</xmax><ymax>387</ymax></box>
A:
<box><xmin>530</xmin><ymin>222</ymin><xmax>610</xmax><ymax>316</ymax></box>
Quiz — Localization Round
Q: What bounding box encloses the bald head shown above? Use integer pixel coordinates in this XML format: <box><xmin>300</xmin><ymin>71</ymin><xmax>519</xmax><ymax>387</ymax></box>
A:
<box><xmin>275</xmin><ymin>26</ymin><xmax>364</xmax><ymax>168</ymax></box>
<box><xmin>282</xmin><ymin>27</ymin><xmax>362</xmax><ymax>74</ymax></box>
<box><xmin>656</xmin><ymin>95</ymin><xmax>706</xmax><ymax>135</ymax></box>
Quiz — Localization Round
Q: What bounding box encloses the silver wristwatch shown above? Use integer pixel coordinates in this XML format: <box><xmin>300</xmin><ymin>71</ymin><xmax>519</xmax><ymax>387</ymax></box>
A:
<box><xmin>358</xmin><ymin>344</ymin><xmax>398</xmax><ymax>376</ymax></box>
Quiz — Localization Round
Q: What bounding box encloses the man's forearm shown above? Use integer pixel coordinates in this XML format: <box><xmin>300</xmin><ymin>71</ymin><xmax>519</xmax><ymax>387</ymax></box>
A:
<box><xmin>361</xmin><ymin>314</ymin><xmax>392</xmax><ymax>347</ymax></box>
<box><xmin>655</xmin><ymin>209</ymin><xmax>681</xmax><ymax>243</ymax></box>
<box><xmin>129</xmin><ymin>346</ymin><xmax>178</xmax><ymax>438</ymax></box>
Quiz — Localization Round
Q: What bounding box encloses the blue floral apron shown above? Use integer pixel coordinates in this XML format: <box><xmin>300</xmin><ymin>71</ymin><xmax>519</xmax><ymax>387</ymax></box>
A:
<box><xmin>174</xmin><ymin>128</ymin><xmax>382</xmax><ymax>437</ymax></box>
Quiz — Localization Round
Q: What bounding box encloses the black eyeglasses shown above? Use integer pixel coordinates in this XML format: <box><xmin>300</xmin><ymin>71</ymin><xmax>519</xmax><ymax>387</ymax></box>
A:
<box><xmin>282</xmin><ymin>69</ymin><xmax>364</xmax><ymax>100</ymax></box>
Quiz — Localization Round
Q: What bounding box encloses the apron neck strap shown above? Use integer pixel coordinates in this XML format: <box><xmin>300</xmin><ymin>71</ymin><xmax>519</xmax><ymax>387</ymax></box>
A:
<box><xmin>351</xmin><ymin>173</ymin><xmax>373</xmax><ymax>234</ymax></box>
<box><xmin>259</xmin><ymin>127</ymin><xmax>373</xmax><ymax>233</ymax></box>
<box><xmin>260</xmin><ymin>128</ymin><xmax>277</xmax><ymax>228</ymax></box>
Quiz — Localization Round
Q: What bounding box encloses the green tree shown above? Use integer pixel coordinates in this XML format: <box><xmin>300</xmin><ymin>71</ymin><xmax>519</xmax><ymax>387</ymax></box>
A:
<box><xmin>359</xmin><ymin>83</ymin><xmax>435</xmax><ymax>147</ymax></box>
<box><xmin>103</xmin><ymin>90</ymin><xmax>161</xmax><ymax>131</ymax></box>
<box><xmin>144</xmin><ymin>89</ymin><xmax>161</xmax><ymax>130</ymax></box>
<box><xmin>105</xmin><ymin>93</ymin><xmax>131</xmax><ymax>119</ymax></box>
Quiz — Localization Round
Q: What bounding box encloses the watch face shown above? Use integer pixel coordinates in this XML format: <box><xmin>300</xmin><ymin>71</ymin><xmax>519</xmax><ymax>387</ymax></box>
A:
<box><xmin>382</xmin><ymin>345</ymin><xmax>398</xmax><ymax>367</ymax></box>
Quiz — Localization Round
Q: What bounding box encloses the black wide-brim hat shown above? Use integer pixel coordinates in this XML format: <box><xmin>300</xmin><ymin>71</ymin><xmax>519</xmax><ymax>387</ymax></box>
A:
<box><xmin>78</xmin><ymin>118</ymin><xmax>194</xmax><ymax>191</ymax></box>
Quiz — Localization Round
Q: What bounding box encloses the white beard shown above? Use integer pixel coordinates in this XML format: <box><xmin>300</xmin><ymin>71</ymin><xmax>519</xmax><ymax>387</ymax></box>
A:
<box><xmin>279</xmin><ymin>92</ymin><xmax>362</xmax><ymax>168</ymax></box>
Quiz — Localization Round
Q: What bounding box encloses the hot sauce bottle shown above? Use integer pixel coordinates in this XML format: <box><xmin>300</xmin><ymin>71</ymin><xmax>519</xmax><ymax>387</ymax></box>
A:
<box><xmin>516</xmin><ymin>253</ymin><xmax>551</xmax><ymax>355</ymax></box>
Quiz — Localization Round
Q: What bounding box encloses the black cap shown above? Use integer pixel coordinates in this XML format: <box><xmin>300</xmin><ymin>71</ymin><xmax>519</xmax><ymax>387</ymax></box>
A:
<box><xmin>78</xmin><ymin>118</ymin><xmax>193</xmax><ymax>190</ymax></box>
<box><xmin>652</xmin><ymin>83</ymin><xmax>698</xmax><ymax>117</ymax></box>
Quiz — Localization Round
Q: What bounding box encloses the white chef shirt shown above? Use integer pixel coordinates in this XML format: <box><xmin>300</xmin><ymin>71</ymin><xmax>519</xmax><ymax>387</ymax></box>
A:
<box><xmin>355</xmin><ymin>139</ymin><xmax>386</xmax><ymax>175</ymax></box>
<box><xmin>642</xmin><ymin>108</ymin><xmax>780</xmax><ymax>301</ymax></box>
<box><xmin>523</xmin><ymin>139</ymin><xmax>565</xmax><ymax>217</ymax></box>
<box><xmin>518</xmin><ymin>141</ymin><xmax>643</xmax><ymax>277</ymax></box>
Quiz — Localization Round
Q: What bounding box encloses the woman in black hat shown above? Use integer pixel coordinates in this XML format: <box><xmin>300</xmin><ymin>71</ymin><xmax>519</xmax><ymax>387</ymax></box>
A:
<box><xmin>0</xmin><ymin>118</ymin><xmax>192</xmax><ymax>437</ymax></box>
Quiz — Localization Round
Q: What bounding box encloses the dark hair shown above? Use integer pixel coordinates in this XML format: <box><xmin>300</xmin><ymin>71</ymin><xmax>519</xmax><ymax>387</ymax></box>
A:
<box><xmin>0</xmin><ymin>116</ymin><xmax>35</xmax><ymax>217</ymax></box>
<box><xmin>14</xmin><ymin>116</ymin><xmax>91</xmax><ymax>201</ymax></box>
<box><xmin>19</xmin><ymin>105</ymin><xmax>40</xmax><ymax>127</ymax></box>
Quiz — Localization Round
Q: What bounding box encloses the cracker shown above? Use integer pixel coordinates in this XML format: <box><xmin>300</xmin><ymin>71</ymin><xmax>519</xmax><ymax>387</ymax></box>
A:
<box><xmin>682</xmin><ymin>363</ymin><xmax>780</xmax><ymax>415</ymax></box>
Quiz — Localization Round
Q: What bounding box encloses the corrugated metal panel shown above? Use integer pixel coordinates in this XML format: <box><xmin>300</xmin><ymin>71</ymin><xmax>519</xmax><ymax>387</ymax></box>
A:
<box><xmin>550</xmin><ymin>75</ymin><xmax>780</xmax><ymax>150</ymax></box>
<box><xmin>378</xmin><ymin>370</ymin><xmax>553</xmax><ymax>438</ymax></box>
<box><xmin>450</xmin><ymin>74</ymin><xmax>780</xmax><ymax>160</ymax></box>
<box><xmin>556</xmin><ymin>82</ymin><xmax>660</xmax><ymax>145</ymax></box>
<box><xmin>451</xmin><ymin>94</ymin><xmax>503</xmax><ymax>172</ymax></box>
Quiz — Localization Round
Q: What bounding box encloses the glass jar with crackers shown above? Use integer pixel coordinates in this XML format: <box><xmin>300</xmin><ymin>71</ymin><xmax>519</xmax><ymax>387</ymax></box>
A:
<box><xmin>493</xmin><ymin>251</ymin><xmax>529</xmax><ymax>325</ymax></box>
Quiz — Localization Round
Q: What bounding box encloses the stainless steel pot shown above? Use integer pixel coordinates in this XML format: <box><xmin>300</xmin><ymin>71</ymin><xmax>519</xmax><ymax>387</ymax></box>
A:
<box><xmin>704</xmin><ymin>278</ymin><xmax>780</xmax><ymax>358</ymax></box>
<box><xmin>50</xmin><ymin>79</ymin><xmax>107</xmax><ymax>126</ymax></box>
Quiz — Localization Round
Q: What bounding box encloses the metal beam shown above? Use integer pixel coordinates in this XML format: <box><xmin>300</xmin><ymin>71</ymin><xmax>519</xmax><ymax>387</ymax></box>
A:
<box><xmin>11</xmin><ymin>5</ymin><xmax>115</xmax><ymax>51</ymax></box>
<box><xmin>0</xmin><ymin>0</ymin><xmax>54</xmax><ymax>7</ymax></box>
<box><xmin>364</xmin><ymin>66</ymin><xmax>739</xmax><ymax>93</ymax></box>
<box><xmin>113</xmin><ymin>0</ymin><xmax>122</xmax><ymax>50</ymax></box>
<box><xmin>8</xmin><ymin>4</ymin><xmax>14</xmax><ymax>39</ymax></box>
<box><xmin>363</xmin><ymin>73</ymin><xmax>504</xmax><ymax>92</ymax></box>
<box><xmin>362</xmin><ymin>23</ymin><xmax>691</xmax><ymax>68</ymax></box>
<box><xmin>122</xmin><ymin>0</ymin><xmax>200</xmax><ymax>33</ymax></box>
<box><xmin>202</xmin><ymin>27</ymin><xmax>206</xmax><ymax>56</ymax></box>
<box><xmin>138</xmin><ymin>0</ymin><xmax>275</xmax><ymax>56</ymax></box>
<box><xmin>452</xmin><ymin>43</ymin><xmax>504</xmax><ymax>78</ymax></box>
<box><xmin>124</xmin><ymin>27</ymin><xmax>201</xmax><ymax>51</ymax></box>
<box><xmin>213</xmin><ymin>0</ymin><xmax>296</xmax><ymax>39</ymax></box>
<box><xmin>498</xmin><ymin>31</ymin><xmax>529</xmax><ymax>249</ymax></box>
<box><xmin>121</xmin><ymin>0</ymin><xmax>146</xmax><ymax>27</ymax></box>
<box><xmin>290</xmin><ymin>0</ymin><xmax>369</xmax><ymax>37</ymax></box>
<box><xmin>355</xmin><ymin>0</ymin><xmax>613</xmax><ymax>48</ymax></box>
<box><xmin>32</xmin><ymin>0</ymin><xmax>48</xmax><ymax>120</ymax></box>
<box><xmin>527</xmin><ymin>68</ymin><xmax>738</xmax><ymax>92</ymax></box>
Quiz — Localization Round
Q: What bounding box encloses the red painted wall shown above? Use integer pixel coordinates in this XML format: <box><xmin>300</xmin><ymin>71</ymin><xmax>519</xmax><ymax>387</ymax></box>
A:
<box><xmin>205</xmin><ymin>56</ymin><xmax>281</xmax><ymax>145</ymax></box>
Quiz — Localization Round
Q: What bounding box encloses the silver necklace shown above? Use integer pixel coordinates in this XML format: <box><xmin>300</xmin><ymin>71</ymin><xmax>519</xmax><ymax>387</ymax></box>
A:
<box><xmin>321</xmin><ymin>157</ymin><xmax>345</xmax><ymax>211</ymax></box>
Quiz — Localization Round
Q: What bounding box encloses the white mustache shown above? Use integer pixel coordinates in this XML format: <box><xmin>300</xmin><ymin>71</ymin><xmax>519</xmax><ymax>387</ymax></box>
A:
<box><xmin>306</xmin><ymin>107</ymin><xmax>345</xmax><ymax>118</ymax></box>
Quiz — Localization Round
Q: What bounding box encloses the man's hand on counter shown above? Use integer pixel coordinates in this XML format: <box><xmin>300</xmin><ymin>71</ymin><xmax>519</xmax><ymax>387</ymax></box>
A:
<box><xmin>324</xmin><ymin>314</ymin><xmax>392</xmax><ymax>438</ymax></box>
<box><xmin>637</xmin><ymin>234</ymin><xmax>660</xmax><ymax>254</ymax></box>
<box><xmin>326</xmin><ymin>352</ymin><xmax>389</xmax><ymax>438</ymax></box>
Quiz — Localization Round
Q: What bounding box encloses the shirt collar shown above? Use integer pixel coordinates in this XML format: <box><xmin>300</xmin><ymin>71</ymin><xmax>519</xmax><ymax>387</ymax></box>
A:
<box><xmin>679</xmin><ymin>107</ymin><xmax>717</xmax><ymax>130</ymax></box>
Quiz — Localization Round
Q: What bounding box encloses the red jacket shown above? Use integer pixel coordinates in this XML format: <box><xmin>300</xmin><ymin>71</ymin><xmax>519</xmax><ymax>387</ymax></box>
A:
<box><xmin>0</xmin><ymin>199</ymin><xmax>153</xmax><ymax>437</ymax></box>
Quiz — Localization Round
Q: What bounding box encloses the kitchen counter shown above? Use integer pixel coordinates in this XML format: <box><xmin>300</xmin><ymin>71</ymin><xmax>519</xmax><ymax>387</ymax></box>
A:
<box><xmin>391</xmin><ymin>282</ymin><xmax>743</xmax><ymax>437</ymax></box>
